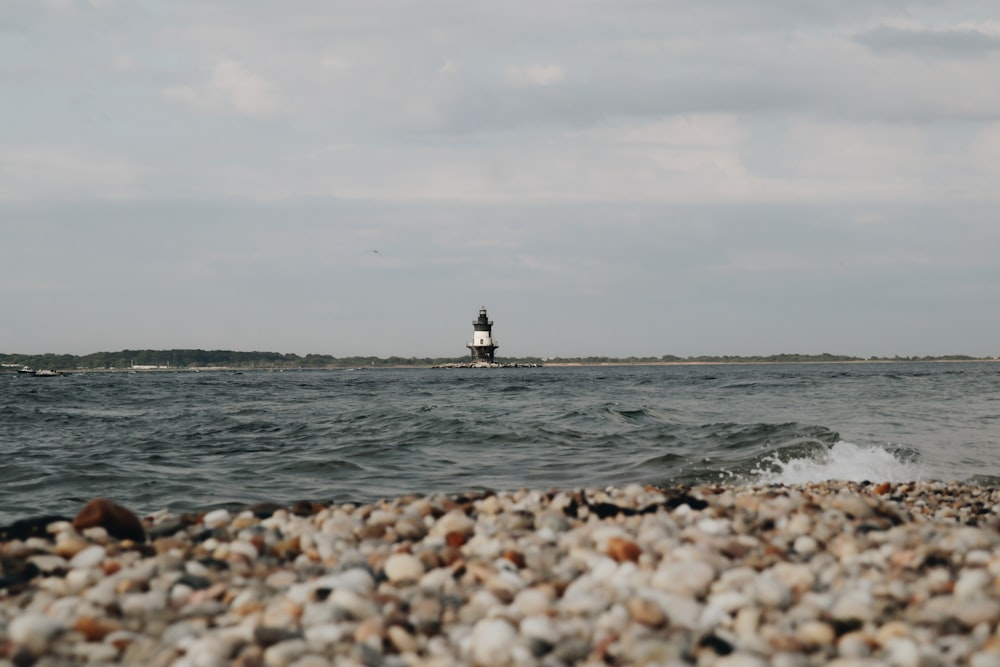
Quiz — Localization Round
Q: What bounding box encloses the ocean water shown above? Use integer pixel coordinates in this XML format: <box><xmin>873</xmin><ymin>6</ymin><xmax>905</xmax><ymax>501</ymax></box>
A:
<box><xmin>1</xmin><ymin>362</ymin><xmax>998</xmax><ymax>523</ymax></box>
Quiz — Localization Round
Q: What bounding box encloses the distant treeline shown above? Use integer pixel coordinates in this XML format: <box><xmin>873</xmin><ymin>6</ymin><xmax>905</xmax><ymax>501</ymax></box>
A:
<box><xmin>0</xmin><ymin>349</ymin><xmax>993</xmax><ymax>370</ymax></box>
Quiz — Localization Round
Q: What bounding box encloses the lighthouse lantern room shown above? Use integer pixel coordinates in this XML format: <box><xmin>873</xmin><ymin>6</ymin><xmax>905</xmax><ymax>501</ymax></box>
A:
<box><xmin>467</xmin><ymin>306</ymin><xmax>499</xmax><ymax>364</ymax></box>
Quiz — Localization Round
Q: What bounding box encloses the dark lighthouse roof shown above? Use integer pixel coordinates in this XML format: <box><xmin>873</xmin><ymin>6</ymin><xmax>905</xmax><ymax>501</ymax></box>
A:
<box><xmin>472</xmin><ymin>306</ymin><xmax>493</xmax><ymax>332</ymax></box>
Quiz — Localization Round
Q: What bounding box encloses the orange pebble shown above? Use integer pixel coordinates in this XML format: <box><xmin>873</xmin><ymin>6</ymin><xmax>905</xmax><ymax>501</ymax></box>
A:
<box><xmin>607</xmin><ymin>537</ymin><xmax>642</xmax><ymax>563</ymax></box>
<box><xmin>73</xmin><ymin>616</ymin><xmax>120</xmax><ymax>642</ymax></box>
<box><xmin>502</xmin><ymin>550</ymin><xmax>526</xmax><ymax>568</ymax></box>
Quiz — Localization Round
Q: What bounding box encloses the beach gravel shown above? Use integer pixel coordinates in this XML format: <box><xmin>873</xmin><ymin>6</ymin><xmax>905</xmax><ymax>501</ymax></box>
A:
<box><xmin>3</xmin><ymin>481</ymin><xmax>1000</xmax><ymax>665</ymax></box>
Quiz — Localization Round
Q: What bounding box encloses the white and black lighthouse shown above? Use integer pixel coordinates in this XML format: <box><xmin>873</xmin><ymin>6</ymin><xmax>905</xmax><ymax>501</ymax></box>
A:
<box><xmin>467</xmin><ymin>306</ymin><xmax>499</xmax><ymax>364</ymax></box>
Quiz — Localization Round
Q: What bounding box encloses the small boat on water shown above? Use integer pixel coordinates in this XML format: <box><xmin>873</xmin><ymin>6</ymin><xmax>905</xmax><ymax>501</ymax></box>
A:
<box><xmin>30</xmin><ymin>369</ymin><xmax>63</xmax><ymax>377</ymax></box>
<box><xmin>16</xmin><ymin>366</ymin><xmax>34</xmax><ymax>374</ymax></box>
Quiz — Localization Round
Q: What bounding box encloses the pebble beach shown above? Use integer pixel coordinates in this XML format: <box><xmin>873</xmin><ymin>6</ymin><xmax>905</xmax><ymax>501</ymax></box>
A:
<box><xmin>3</xmin><ymin>481</ymin><xmax>1000</xmax><ymax>667</ymax></box>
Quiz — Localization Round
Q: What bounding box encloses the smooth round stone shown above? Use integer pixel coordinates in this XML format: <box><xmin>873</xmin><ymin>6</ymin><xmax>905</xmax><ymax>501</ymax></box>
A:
<box><xmin>229</xmin><ymin>539</ymin><xmax>259</xmax><ymax>559</ymax></box>
<box><xmin>430</xmin><ymin>510</ymin><xmax>476</xmax><ymax>537</ymax></box>
<box><xmin>651</xmin><ymin>559</ymin><xmax>715</xmax><ymax>597</ymax></box>
<box><xmin>771</xmin><ymin>562</ymin><xmax>815</xmax><ymax>593</ymax></box>
<box><xmin>709</xmin><ymin>591</ymin><xmax>752</xmax><ymax>614</ymax></box>
<box><xmin>970</xmin><ymin>652</ymin><xmax>1000</xmax><ymax>667</ymax></box>
<box><xmin>303</xmin><ymin>624</ymin><xmax>347</xmax><ymax>651</ymax></box>
<box><xmin>513</xmin><ymin>586</ymin><xmax>554</xmax><ymax>617</ymax></box>
<box><xmin>54</xmin><ymin>534</ymin><xmax>90</xmax><ymax>558</ymax></box>
<box><xmin>56</xmin><ymin>572</ymin><xmax>89</xmax><ymax>597</ymax></box>
<box><xmin>836</xmin><ymin>631</ymin><xmax>872</xmax><ymax>658</ymax></box>
<box><xmin>395</xmin><ymin>516</ymin><xmax>427</xmax><ymax>540</ymax></box>
<box><xmin>470</xmin><ymin>618</ymin><xmax>518</xmax><ymax>667</ymax></box>
<box><xmin>627</xmin><ymin>596</ymin><xmax>667</xmax><ymax>628</ymax></box>
<box><xmin>267</xmin><ymin>570</ymin><xmax>298</xmax><ymax>589</ymax></box>
<box><xmin>793</xmin><ymin>535</ymin><xmax>819</xmax><ymax>556</ymax></box>
<box><xmin>654</xmin><ymin>592</ymin><xmax>704</xmax><ymax>630</ymax></box>
<box><xmin>785</xmin><ymin>512</ymin><xmax>813</xmax><ymax>536</ymax></box>
<box><xmin>410</xmin><ymin>595</ymin><xmax>443</xmax><ymax>635</ymax></box>
<box><xmin>263</xmin><ymin>639</ymin><xmax>309</xmax><ymax>667</ymax></box>
<box><xmin>70</xmin><ymin>544</ymin><xmax>107</xmax><ymax>569</ymax></box>
<box><xmin>697</xmin><ymin>517</ymin><xmax>732</xmax><ymax>535</ymax></box>
<box><xmin>73</xmin><ymin>641</ymin><xmax>120</xmax><ymax>663</ymax></box>
<box><xmin>751</xmin><ymin>575</ymin><xmax>792</xmax><ymax>609</ymax></box>
<box><xmin>954</xmin><ymin>599</ymin><xmax>1000</xmax><ymax>627</ymax></box>
<box><xmin>28</xmin><ymin>554</ymin><xmax>69</xmax><ymax>574</ymax></box>
<box><xmin>330</xmin><ymin>589</ymin><xmax>376</xmax><ymax>620</ymax></box>
<box><xmin>8</xmin><ymin>613</ymin><xmax>69</xmax><ymax>655</ymax></box>
<box><xmin>795</xmin><ymin>620</ymin><xmax>835</xmax><ymax>647</ymax></box>
<box><xmin>519</xmin><ymin>615</ymin><xmax>559</xmax><ymax>645</ymax></box>
<box><xmin>387</xmin><ymin>625</ymin><xmax>419</xmax><ymax>653</ymax></box>
<box><xmin>830</xmin><ymin>590</ymin><xmax>875</xmax><ymax>623</ymax></box>
<box><xmin>120</xmin><ymin>589</ymin><xmax>169</xmax><ymax>616</ymax></box>
<box><xmin>202</xmin><ymin>509</ymin><xmax>232</xmax><ymax>529</ymax></box>
<box><xmin>535</xmin><ymin>511</ymin><xmax>570</xmax><ymax>532</ymax></box>
<box><xmin>955</xmin><ymin>569</ymin><xmax>993</xmax><ymax>600</ymax></box>
<box><xmin>170</xmin><ymin>583</ymin><xmax>194</xmax><ymax>606</ymax></box>
<box><xmin>384</xmin><ymin>553</ymin><xmax>424</xmax><ymax>583</ymax></box>
<box><xmin>884</xmin><ymin>637</ymin><xmax>920</xmax><ymax>667</ymax></box>
<box><xmin>477</xmin><ymin>495</ymin><xmax>503</xmax><ymax>515</ymax></box>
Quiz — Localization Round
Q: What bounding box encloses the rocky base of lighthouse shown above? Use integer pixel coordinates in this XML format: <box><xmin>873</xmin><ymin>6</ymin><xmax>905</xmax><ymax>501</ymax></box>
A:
<box><xmin>432</xmin><ymin>362</ymin><xmax>542</xmax><ymax>369</ymax></box>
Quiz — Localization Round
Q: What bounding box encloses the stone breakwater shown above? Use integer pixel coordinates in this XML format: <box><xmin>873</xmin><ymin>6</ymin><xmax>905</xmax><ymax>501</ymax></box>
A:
<box><xmin>3</xmin><ymin>482</ymin><xmax>1000</xmax><ymax>666</ymax></box>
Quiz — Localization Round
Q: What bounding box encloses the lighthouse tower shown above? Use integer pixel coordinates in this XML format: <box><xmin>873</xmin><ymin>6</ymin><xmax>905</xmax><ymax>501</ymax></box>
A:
<box><xmin>467</xmin><ymin>306</ymin><xmax>499</xmax><ymax>364</ymax></box>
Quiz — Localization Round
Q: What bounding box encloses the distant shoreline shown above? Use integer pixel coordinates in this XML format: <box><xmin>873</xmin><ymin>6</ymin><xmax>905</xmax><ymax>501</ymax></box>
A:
<box><xmin>4</xmin><ymin>357</ymin><xmax>997</xmax><ymax>374</ymax></box>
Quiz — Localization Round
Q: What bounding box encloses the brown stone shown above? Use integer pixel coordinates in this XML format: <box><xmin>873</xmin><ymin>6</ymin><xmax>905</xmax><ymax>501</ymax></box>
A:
<box><xmin>445</xmin><ymin>531</ymin><xmax>466</xmax><ymax>547</ymax></box>
<box><xmin>417</xmin><ymin>550</ymin><xmax>443</xmax><ymax>570</ymax></box>
<box><xmin>440</xmin><ymin>546</ymin><xmax>463</xmax><ymax>566</ymax></box>
<box><xmin>290</xmin><ymin>500</ymin><xmax>323</xmax><ymax>516</ymax></box>
<box><xmin>73</xmin><ymin>498</ymin><xmax>146</xmax><ymax>543</ymax></box>
<box><xmin>502</xmin><ymin>550</ymin><xmax>526</xmax><ymax>569</ymax></box>
<box><xmin>271</xmin><ymin>536</ymin><xmax>301</xmax><ymax>560</ymax></box>
<box><xmin>101</xmin><ymin>561</ymin><xmax>122</xmax><ymax>576</ymax></box>
<box><xmin>607</xmin><ymin>537</ymin><xmax>642</xmax><ymax>563</ymax></box>
<box><xmin>358</xmin><ymin>523</ymin><xmax>388</xmax><ymax>539</ymax></box>
<box><xmin>73</xmin><ymin>616</ymin><xmax>119</xmax><ymax>642</ymax></box>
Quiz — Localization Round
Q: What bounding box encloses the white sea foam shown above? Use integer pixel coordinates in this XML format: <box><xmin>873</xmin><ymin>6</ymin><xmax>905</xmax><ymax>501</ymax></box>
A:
<box><xmin>755</xmin><ymin>441</ymin><xmax>928</xmax><ymax>485</ymax></box>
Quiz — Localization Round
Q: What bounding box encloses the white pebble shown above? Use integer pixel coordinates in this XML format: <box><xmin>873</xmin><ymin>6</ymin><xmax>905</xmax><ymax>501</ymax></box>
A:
<box><xmin>8</xmin><ymin>613</ymin><xmax>68</xmax><ymax>655</ymax></box>
<box><xmin>955</xmin><ymin>569</ymin><xmax>993</xmax><ymax>600</ymax></box>
<box><xmin>264</xmin><ymin>639</ymin><xmax>309</xmax><ymax>667</ymax></box>
<box><xmin>69</xmin><ymin>544</ymin><xmax>106</xmax><ymax>569</ymax></box>
<box><xmin>430</xmin><ymin>509</ymin><xmax>476</xmax><ymax>537</ymax></box>
<box><xmin>384</xmin><ymin>553</ymin><xmax>424</xmax><ymax>583</ymax></box>
<box><xmin>202</xmin><ymin>509</ymin><xmax>231</xmax><ymax>529</ymax></box>
<box><xmin>793</xmin><ymin>535</ymin><xmax>819</xmax><ymax>556</ymax></box>
<box><xmin>470</xmin><ymin>618</ymin><xmax>517</xmax><ymax>666</ymax></box>
<box><xmin>651</xmin><ymin>559</ymin><xmax>715</xmax><ymax>597</ymax></box>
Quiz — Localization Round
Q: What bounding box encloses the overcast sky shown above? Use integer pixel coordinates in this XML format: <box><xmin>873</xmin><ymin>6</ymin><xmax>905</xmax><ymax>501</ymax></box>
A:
<box><xmin>3</xmin><ymin>1</ymin><xmax>999</xmax><ymax>358</ymax></box>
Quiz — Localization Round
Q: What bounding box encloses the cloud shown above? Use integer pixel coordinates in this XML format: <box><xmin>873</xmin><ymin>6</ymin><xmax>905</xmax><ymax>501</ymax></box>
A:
<box><xmin>854</xmin><ymin>24</ymin><xmax>1000</xmax><ymax>56</ymax></box>
<box><xmin>0</xmin><ymin>145</ymin><xmax>144</xmax><ymax>202</ymax></box>
<box><xmin>504</xmin><ymin>64</ymin><xmax>565</xmax><ymax>87</ymax></box>
<box><xmin>162</xmin><ymin>59</ymin><xmax>284</xmax><ymax>118</ymax></box>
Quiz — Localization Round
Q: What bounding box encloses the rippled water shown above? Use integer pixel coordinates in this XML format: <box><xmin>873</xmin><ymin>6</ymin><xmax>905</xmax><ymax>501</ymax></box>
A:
<box><xmin>1</xmin><ymin>362</ymin><xmax>998</xmax><ymax>522</ymax></box>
